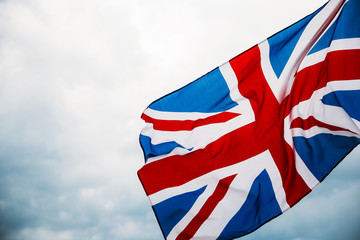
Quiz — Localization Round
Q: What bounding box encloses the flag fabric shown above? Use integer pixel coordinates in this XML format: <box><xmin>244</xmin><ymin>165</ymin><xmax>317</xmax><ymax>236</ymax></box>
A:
<box><xmin>138</xmin><ymin>0</ymin><xmax>360</xmax><ymax>239</ymax></box>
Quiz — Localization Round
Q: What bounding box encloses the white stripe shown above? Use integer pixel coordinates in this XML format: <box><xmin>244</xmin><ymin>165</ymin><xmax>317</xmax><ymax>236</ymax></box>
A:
<box><xmin>292</xmin><ymin>126</ymin><xmax>359</xmax><ymax>139</ymax></box>
<box><xmin>283</xmin><ymin>115</ymin><xmax>294</xmax><ymax>149</ymax></box>
<box><xmin>281</xmin><ymin>0</ymin><xmax>345</xmax><ymax>99</ymax></box>
<box><xmin>294</xmin><ymin>151</ymin><xmax>319</xmax><ymax>189</ymax></box>
<box><xmin>165</xmin><ymin>181</ymin><xmax>219</xmax><ymax>240</ymax></box>
<box><xmin>144</xmin><ymin>108</ymin><xmax>227</xmax><ymax>121</ymax></box>
<box><xmin>219</xmin><ymin>62</ymin><xmax>252</xmax><ymax>106</ymax></box>
<box><xmin>144</xmin><ymin>62</ymin><xmax>252</xmax><ymax>121</ymax></box>
<box><xmin>141</xmin><ymin>109</ymin><xmax>250</xmax><ymax>148</ymax></box>
<box><xmin>259</xmin><ymin>39</ymin><xmax>283</xmax><ymax>102</ymax></box>
<box><xmin>191</xmin><ymin>151</ymin><xmax>289</xmax><ymax>239</ymax></box>
<box><xmin>298</xmin><ymin>38</ymin><xmax>360</xmax><ymax>72</ymax></box>
<box><xmin>288</xmin><ymin>80</ymin><xmax>360</xmax><ymax>136</ymax></box>
<box><xmin>144</xmin><ymin>146</ymin><xmax>191</xmax><ymax>164</ymax></box>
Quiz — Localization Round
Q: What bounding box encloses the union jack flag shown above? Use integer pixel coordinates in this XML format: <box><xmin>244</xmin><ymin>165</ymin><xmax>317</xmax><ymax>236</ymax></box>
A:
<box><xmin>138</xmin><ymin>0</ymin><xmax>360</xmax><ymax>239</ymax></box>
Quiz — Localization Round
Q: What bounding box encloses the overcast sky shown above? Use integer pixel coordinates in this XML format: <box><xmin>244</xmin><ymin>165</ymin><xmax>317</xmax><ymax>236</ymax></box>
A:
<box><xmin>0</xmin><ymin>0</ymin><xmax>359</xmax><ymax>239</ymax></box>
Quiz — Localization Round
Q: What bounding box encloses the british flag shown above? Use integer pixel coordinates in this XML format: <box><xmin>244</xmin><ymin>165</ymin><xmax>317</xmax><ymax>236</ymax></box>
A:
<box><xmin>138</xmin><ymin>0</ymin><xmax>360</xmax><ymax>239</ymax></box>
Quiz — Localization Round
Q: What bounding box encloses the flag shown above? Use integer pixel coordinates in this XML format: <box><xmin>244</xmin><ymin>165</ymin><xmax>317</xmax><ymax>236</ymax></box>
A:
<box><xmin>138</xmin><ymin>0</ymin><xmax>360</xmax><ymax>239</ymax></box>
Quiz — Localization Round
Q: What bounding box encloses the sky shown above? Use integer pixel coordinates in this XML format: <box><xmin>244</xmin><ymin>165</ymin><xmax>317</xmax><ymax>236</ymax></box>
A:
<box><xmin>0</xmin><ymin>0</ymin><xmax>359</xmax><ymax>239</ymax></box>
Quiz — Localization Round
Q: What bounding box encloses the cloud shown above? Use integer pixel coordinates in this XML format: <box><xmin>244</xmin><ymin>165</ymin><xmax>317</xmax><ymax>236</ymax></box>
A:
<box><xmin>0</xmin><ymin>0</ymin><xmax>159</xmax><ymax>239</ymax></box>
<box><xmin>0</xmin><ymin>0</ymin><xmax>358</xmax><ymax>240</ymax></box>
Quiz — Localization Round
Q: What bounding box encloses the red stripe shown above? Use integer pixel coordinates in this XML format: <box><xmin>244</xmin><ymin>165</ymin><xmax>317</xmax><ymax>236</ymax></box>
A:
<box><xmin>141</xmin><ymin>111</ymin><xmax>241</xmax><ymax>131</ymax></box>
<box><xmin>290</xmin><ymin>116</ymin><xmax>354</xmax><ymax>132</ymax></box>
<box><xmin>176</xmin><ymin>175</ymin><xmax>236</xmax><ymax>240</ymax></box>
